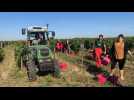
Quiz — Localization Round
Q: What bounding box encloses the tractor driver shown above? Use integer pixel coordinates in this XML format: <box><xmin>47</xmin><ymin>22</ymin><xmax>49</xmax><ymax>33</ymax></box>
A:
<box><xmin>38</xmin><ymin>33</ymin><xmax>44</xmax><ymax>41</ymax></box>
<box><xmin>32</xmin><ymin>33</ymin><xmax>41</xmax><ymax>45</ymax></box>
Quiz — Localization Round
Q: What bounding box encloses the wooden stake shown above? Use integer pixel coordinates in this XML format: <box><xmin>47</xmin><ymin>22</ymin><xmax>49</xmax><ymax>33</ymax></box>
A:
<box><xmin>20</xmin><ymin>56</ymin><xmax>23</xmax><ymax>70</ymax></box>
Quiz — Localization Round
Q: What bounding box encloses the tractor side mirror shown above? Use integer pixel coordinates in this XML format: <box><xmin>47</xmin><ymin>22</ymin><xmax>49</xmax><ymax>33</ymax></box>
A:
<box><xmin>22</xmin><ymin>28</ymin><xmax>26</xmax><ymax>35</ymax></box>
<box><xmin>52</xmin><ymin>31</ymin><xmax>55</xmax><ymax>38</ymax></box>
<box><xmin>46</xmin><ymin>32</ymin><xmax>50</xmax><ymax>40</ymax></box>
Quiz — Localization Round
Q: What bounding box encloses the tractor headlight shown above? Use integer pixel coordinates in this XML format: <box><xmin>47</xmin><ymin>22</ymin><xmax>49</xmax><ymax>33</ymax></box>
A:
<box><xmin>39</xmin><ymin>59</ymin><xmax>43</xmax><ymax>63</ymax></box>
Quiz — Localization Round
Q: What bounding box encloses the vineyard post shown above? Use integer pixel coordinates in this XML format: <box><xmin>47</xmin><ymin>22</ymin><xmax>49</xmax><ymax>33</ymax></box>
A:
<box><xmin>0</xmin><ymin>42</ymin><xmax>2</xmax><ymax>48</ymax></box>
<box><xmin>80</xmin><ymin>43</ymin><xmax>84</xmax><ymax>65</ymax></box>
<box><xmin>20</xmin><ymin>56</ymin><xmax>23</xmax><ymax>70</ymax></box>
<box><xmin>81</xmin><ymin>52</ymin><xmax>83</xmax><ymax>65</ymax></box>
<box><xmin>54</xmin><ymin>48</ymin><xmax>56</xmax><ymax>59</ymax></box>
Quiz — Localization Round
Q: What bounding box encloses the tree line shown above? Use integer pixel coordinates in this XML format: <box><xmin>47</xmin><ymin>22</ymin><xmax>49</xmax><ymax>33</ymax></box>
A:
<box><xmin>55</xmin><ymin>36</ymin><xmax>134</xmax><ymax>53</ymax></box>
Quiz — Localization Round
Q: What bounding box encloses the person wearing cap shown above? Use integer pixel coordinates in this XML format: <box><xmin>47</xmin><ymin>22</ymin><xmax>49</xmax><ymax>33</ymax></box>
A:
<box><xmin>95</xmin><ymin>34</ymin><xmax>106</xmax><ymax>68</ymax></box>
<box><xmin>110</xmin><ymin>34</ymin><xmax>132</xmax><ymax>81</ymax></box>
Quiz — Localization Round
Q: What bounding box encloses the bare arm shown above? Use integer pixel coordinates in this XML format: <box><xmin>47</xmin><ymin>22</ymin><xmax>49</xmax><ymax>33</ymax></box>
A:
<box><xmin>128</xmin><ymin>50</ymin><xmax>133</xmax><ymax>57</ymax></box>
<box><xmin>104</xmin><ymin>44</ymin><xmax>106</xmax><ymax>54</ymax></box>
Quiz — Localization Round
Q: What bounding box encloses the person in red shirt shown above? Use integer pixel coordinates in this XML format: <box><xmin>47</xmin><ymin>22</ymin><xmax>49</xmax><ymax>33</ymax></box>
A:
<box><xmin>60</xmin><ymin>41</ymin><xmax>64</xmax><ymax>52</ymax></box>
<box><xmin>56</xmin><ymin>40</ymin><xmax>61</xmax><ymax>52</ymax></box>
<box><xmin>95</xmin><ymin>34</ymin><xmax>106</xmax><ymax>68</ymax></box>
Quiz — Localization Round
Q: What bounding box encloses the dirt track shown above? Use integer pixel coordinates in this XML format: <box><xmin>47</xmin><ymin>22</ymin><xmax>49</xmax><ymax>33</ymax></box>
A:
<box><xmin>0</xmin><ymin>45</ymin><xmax>16</xmax><ymax>82</ymax></box>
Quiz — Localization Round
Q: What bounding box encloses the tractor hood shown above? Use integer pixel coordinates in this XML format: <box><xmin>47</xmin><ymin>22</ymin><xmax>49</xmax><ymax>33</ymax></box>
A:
<box><xmin>29</xmin><ymin>45</ymin><xmax>53</xmax><ymax>62</ymax></box>
<box><xmin>29</xmin><ymin>45</ymin><xmax>49</xmax><ymax>49</ymax></box>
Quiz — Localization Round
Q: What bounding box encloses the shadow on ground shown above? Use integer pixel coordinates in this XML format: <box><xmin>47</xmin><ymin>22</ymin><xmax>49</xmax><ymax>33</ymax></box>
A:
<box><xmin>37</xmin><ymin>71</ymin><xmax>54</xmax><ymax>76</ymax></box>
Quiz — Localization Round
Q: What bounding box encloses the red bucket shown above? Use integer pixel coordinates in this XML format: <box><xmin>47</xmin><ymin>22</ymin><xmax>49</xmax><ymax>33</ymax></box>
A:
<box><xmin>101</xmin><ymin>55</ymin><xmax>111</xmax><ymax>65</ymax></box>
<box><xmin>97</xmin><ymin>73</ymin><xmax>107</xmax><ymax>86</ymax></box>
<box><xmin>59</xmin><ymin>63</ymin><xmax>68</xmax><ymax>71</ymax></box>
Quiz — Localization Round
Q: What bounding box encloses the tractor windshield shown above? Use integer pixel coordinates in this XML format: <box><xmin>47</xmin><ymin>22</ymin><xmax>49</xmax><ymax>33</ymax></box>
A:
<box><xmin>28</xmin><ymin>32</ymin><xmax>46</xmax><ymax>40</ymax></box>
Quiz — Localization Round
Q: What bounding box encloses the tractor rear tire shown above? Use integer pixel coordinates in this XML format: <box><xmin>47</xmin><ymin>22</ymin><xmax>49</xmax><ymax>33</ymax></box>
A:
<box><xmin>53</xmin><ymin>59</ymin><xmax>61</xmax><ymax>78</ymax></box>
<box><xmin>27</xmin><ymin>60</ymin><xmax>37</xmax><ymax>81</ymax></box>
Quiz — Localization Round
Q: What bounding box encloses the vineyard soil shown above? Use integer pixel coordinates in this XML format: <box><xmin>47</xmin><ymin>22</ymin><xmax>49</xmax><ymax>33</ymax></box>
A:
<box><xmin>0</xmin><ymin>45</ymin><xmax>133</xmax><ymax>87</ymax></box>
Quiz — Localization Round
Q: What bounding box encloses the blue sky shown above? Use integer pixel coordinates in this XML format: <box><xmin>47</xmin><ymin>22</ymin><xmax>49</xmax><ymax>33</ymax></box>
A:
<box><xmin>0</xmin><ymin>12</ymin><xmax>134</xmax><ymax>40</ymax></box>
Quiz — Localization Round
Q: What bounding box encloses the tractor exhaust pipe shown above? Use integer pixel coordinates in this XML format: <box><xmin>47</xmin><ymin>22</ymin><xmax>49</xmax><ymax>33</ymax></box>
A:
<box><xmin>46</xmin><ymin>24</ymin><xmax>49</xmax><ymax>29</ymax></box>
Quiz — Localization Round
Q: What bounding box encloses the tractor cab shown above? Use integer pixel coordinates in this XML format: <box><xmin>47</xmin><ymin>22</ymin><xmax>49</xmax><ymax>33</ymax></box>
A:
<box><xmin>22</xmin><ymin>26</ymin><xmax>55</xmax><ymax>46</ymax></box>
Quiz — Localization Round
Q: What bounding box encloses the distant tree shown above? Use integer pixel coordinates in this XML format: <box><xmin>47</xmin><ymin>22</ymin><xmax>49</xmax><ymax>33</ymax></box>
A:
<box><xmin>84</xmin><ymin>40</ymin><xmax>90</xmax><ymax>49</ymax></box>
<box><xmin>0</xmin><ymin>48</ymin><xmax>4</xmax><ymax>62</ymax></box>
<box><xmin>70</xmin><ymin>40</ymin><xmax>80</xmax><ymax>53</ymax></box>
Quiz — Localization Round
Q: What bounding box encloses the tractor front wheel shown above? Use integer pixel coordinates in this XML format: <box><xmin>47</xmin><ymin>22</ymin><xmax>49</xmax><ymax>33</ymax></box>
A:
<box><xmin>53</xmin><ymin>59</ymin><xmax>61</xmax><ymax>78</ymax></box>
<box><xmin>26</xmin><ymin>60</ymin><xmax>37</xmax><ymax>81</ymax></box>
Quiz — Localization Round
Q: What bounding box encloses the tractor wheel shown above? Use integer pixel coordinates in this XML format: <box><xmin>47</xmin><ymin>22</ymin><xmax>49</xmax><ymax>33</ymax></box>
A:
<box><xmin>53</xmin><ymin>59</ymin><xmax>61</xmax><ymax>78</ymax></box>
<box><xmin>26</xmin><ymin>60</ymin><xmax>37</xmax><ymax>81</ymax></box>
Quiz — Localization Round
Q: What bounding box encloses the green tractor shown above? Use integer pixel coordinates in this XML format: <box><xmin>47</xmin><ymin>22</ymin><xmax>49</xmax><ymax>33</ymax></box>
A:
<box><xmin>18</xmin><ymin>26</ymin><xmax>60</xmax><ymax>81</ymax></box>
